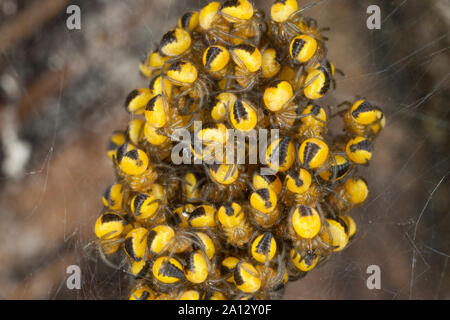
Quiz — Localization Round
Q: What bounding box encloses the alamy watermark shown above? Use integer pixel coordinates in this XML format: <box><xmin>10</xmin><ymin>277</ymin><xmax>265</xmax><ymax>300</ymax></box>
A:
<box><xmin>65</xmin><ymin>5</ymin><xmax>381</xmax><ymax>34</ymax></box>
<box><xmin>66</xmin><ymin>5</ymin><xmax>81</xmax><ymax>30</ymax></box>
<box><xmin>170</xmin><ymin>121</ymin><xmax>280</xmax><ymax>175</ymax></box>
<box><xmin>66</xmin><ymin>265</ymin><xmax>81</xmax><ymax>290</ymax></box>
<box><xmin>367</xmin><ymin>5</ymin><xmax>381</xmax><ymax>30</ymax></box>
<box><xmin>366</xmin><ymin>265</ymin><xmax>381</xmax><ymax>290</ymax></box>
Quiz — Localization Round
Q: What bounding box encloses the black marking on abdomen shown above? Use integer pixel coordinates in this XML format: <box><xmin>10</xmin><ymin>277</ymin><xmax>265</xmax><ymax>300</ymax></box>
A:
<box><xmin>160</xmin><ymin>261</ymin><xmax>184</xmax><ymax>279</ymax></box>
<box><xmin>224</xmin><ymin>203</ymin><xmax>236</xmax><ymax>216</ymax></box>
<box><xmin>233</xmin><ymin>100</ymin><xmax>249</xmax><ymax>121</ymax></box>
<box><xmin>125</xmin><ymin>89</ymin><xmax>139</xmax><ymax>111</ymax></box>
<box><xmin>222</xmin><ymin>0</ymin><xmax>240</xmax><ymax>8</ymax></box>
<box><xmin>233</xmin><ymin>263</ymin><xmax>245</xmax><ymax>285</ymax></box>
<box><xmin>101</xmin><ymin>213</ymin><xmax>123</xmax><ymax>224</ymax></box>
<box><xmin>271</xmin><ymin>137</ymin><xmax>290</xmax><ymax>166</ymax></box>
<box><xmin>206</xmin><ymin>47</ymin><xmax>222</xmax><ymax>69</ymax></box>
<box><xmin>103</xmin><ymin>187</ymin><xmax>112</xmax><ymax>203</ymax></box>
<box><xmin>116</xmin><ymin>144</ymin><xmax>128</xmax><ymax>163</ymax></box>
<box><xmin>167</xmin><ymin>60</ymin><xmax>185</xmax><ymax>72</ymax></box>
<box><xmin>319</xmin><ymin>67</ymin><xmax>330</xmax><ymax>95</ymax></box>
<box><xmin>124</xmin><ymin>238</ymin><xmax>140</xmax><ymax>261</ymax></box>
<box><xmin>290</xmin><ymin>172</ymin><xmax>304</xmax><ymax>187</ymax></box>
<box><xmin>126</xmin><ymin>149</ymin><xmax>139</xmax><ymax>160</ymax></box>
<box><xmin>147</xmin><ymin>230</ymin><xmax>158</xmax><ymax>251</ymax></box>
<box><xmin>291</xmin><ymin>38</ymin><xmax>306</xmax><ymax>59</ymax></box>
<box><xmin>189</xmin><ymin>206</ymin><xmax>207</xmax><ymax>221</ymax></box>
<box><xmin>256</xmin><ymin>188</ymin><xmax>272</xmax><ymax>209</ymax></box>
<box><xmin>133</xmin><ymin>194</ymin><xmax>149</xmax><ymax>216</ymax></box>
<box><xmin>255</xmin><ymin>232</ymin><xmax>273</xmax><ymax>254</ymax></box>
<box><xmin>333</xmin><ymin>161</ymin><xmax>350</xmax><ymax>179</ymax></box>
<box><xmin>146</xmin><ymin>94</ymin><xmax>161</xmax><ymax>111</ymax></box>
<box><xmin>160</xmin><ymin>30</ymin><xmax>177</xmax><ymax>50</ymax></box>
<box><xmin>234</xmin><ymin>43</ymin><xmax>256</xmax><ymax>55</ymax></box>
<box><xmin>352</xmin><ymin>100</ymin><xmax>374</xmax><ymax>119</ymax></box>
<box><xmin>350</xmin><ymin>139</ymin><xmax>373</xmax><ymax>153</ymax></box>
<box><xmin>180</xmin><ymin>12</ymin><xmax>194</xmax><ymax>29</ymax></box>
<box><xmin>297</xmin><ymin>205</ymin><xmax>313</xmax><ymax>216</ymax></box>
<box><xmin>302</xmin><ymin>142</ymin><xmax>321</xmax><ymax>168</ymax></box>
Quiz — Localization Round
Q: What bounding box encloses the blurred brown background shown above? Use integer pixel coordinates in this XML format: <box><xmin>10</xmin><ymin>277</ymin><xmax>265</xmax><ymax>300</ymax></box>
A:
<box><xmin>0</xmin><ymin>0</ymin><xmax>448</xmax><ymax>299</ymax></box>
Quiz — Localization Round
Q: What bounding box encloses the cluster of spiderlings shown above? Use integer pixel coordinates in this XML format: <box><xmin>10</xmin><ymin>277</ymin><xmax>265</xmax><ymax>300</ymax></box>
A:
<box><xmin>94</xmin><ymin>0</ymin><xmax>386</xmax><ymax>300</ymax></box>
